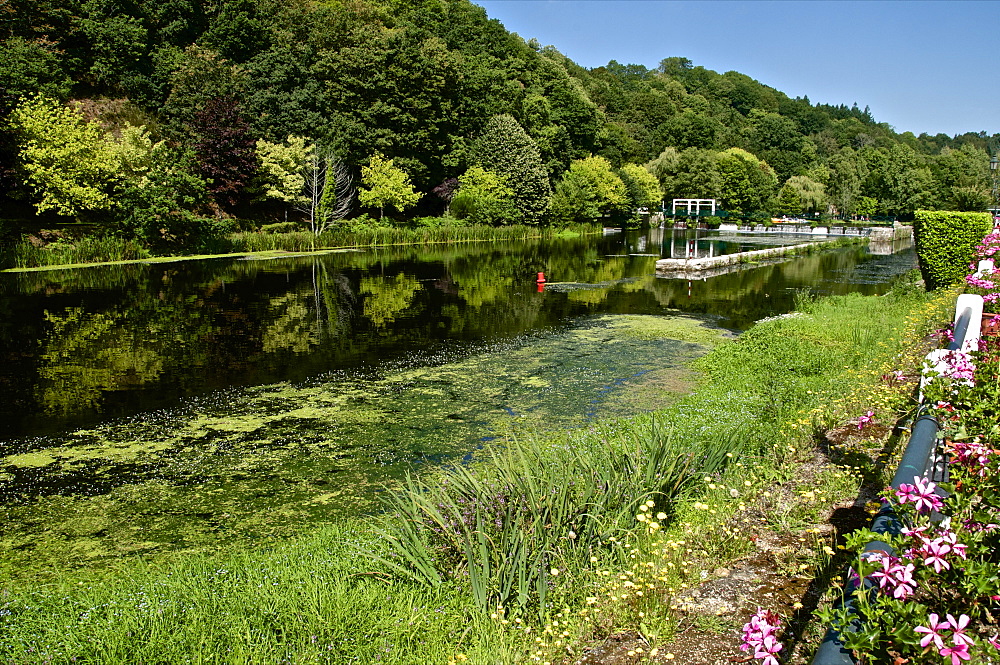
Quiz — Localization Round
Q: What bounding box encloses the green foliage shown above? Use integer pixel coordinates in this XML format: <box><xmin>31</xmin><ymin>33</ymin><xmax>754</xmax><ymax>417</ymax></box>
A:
<box><xmin>79</xmin><ymin>5</ymin><xmax>151</xmax><ymax>99</ymax></box>
<box><xmin>450</xmin><ymin>166</ymin><xmax>517</xmax><ymax>225</ymax></box>
<box><xmin>8</xmin><ymin>94</ymin><xmax>120</xmax><ymax>217</ymax></box>
<box><xmin>775</xmin><ymin>183</ymin><xmax>803</xmax><ymax>216</ymax></box>
<box><xmin>912</xmin><ymin>210</ymin><xmax>993</xmax><ymax>290</ymax></box>
<box><xmin>715</xmin><ymin>147</ymin><xmax>777</xmax><ymax>216</ymax></box>
<box><xmin>934</xmin><ymin>144</ymin><xmax>992</xmax><ymax>211</ymax></box>
<box><xmin>112</xmin><ymin>144</ymin><xmax>218</xmax><ymax>251</ymax></box>
<box><xmin>551</xmin><ymin>155</ymin><xmax>628</xmax><ymax>224</ymax></box>
<box><xmin>373</xmin><ymin>419</ymin><xmax>739</xmax><ymax>614</ymax></box>
<box><xmin>161</xmin><ymin>45</ymin><xmax>246</xmax><ymax>135</ymax></box>
<box><xmin>470</xmin><ymin>114</ymin><xmax>551</xmax><ymax>225</ymax></box>
<box><xmin>358</xmin><ymin>153</ymin><xmax>420</xmax><ymax>219</ymax></box>
<box><xmin>254</xmin><ymin>135</ymin><xmax>308</xmax><ymax>205</ymax></box>
<box><xmin>0</xmin><ymin>37</ymin><xmax>73</xmax><ymax>100</ymax></box>
<box><xmin>618</xmin><ymin>163</ymin><xmax>662</xmax><ymax>210</ymax></box>
<box><xmin>784</xmin><ymin>174</ymin><xmax>827</xmax><ymax>214</ymax></box>
<box><xmin>4</xmin><ymin>0</ymin><xmax>996</xmax><ymax>250</ymax></box>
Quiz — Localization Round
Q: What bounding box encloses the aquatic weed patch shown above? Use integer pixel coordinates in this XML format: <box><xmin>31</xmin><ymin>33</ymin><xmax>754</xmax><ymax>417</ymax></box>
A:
<box><xmin>0</xmin><ymin>313</ymin><xmax>724</xmax><ymax>580</ymax></box>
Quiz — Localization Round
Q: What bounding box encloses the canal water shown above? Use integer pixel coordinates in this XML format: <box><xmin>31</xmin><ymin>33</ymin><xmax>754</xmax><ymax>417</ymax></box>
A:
<box><xmin>0</xmin><ymin>230</ymin><xmax>916</xmax><ymax>572</ymax></box>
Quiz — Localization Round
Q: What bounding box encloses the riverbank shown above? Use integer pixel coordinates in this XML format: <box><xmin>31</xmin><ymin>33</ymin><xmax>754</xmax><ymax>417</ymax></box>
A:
<box><xmin>0</xmin><ymin>223</ymin><xmax>596</xmax><ymax>271</ymax></box>
<box><xmin>0</xmin><ymin>277</ymin><xmax>953</xmax><ymax>664</ymax></box>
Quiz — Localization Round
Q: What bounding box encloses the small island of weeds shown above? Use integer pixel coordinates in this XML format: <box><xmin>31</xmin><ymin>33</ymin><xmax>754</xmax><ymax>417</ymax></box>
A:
<box><xmin>0</xmin><ymin>274</ymin><xmax>953</xmax><ymax>664</ymax></box>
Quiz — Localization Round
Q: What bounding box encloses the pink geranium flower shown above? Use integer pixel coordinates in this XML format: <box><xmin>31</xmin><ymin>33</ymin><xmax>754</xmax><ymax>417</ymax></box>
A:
<box><xmin>895</xmin><ymin>476</ymin><xmax>943</xmax><ymax>514</ymax></box>
<box><xmin>915</xmin><ymin>613</ymin><xmax>949</xmax><ymax>650</ymax></box>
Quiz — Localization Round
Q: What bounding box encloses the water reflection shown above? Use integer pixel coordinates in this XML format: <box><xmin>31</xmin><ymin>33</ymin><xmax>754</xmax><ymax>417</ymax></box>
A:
<box><xmin>0</xmin><ymin>232</ymin><xmax>916</xmax><ymax>439</ymax></box>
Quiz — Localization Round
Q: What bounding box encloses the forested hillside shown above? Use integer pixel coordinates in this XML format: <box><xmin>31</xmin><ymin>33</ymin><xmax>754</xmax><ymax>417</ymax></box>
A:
<box><xmin>1</xmin><ymin>0</ymin><xmax>996</xmax><ymax>251</ymax></box>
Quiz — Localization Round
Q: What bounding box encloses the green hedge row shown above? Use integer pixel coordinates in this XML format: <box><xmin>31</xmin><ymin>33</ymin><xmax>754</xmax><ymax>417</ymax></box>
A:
<box><xmin>912</xmin><ymin>210</ymin><xmax>994</xmax><ymax>290</ymax></box>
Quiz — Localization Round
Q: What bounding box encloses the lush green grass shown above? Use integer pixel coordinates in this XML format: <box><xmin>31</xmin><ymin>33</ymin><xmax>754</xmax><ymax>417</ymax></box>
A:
<box><xmin>0</xmin><ymin>521</ymin><xmax>523</xmax><ymax>664</ymax></box>
<box><xmin>0</xmin><ymin>279</ymin><xmax>952</xmax><ymax>664</ymax></box>
<box><xmin>228</xmin><ymin>222</ymin><xmax>586</xmax><ymax>254</ymax></box>
<box><xmin>1</xmin><ymin>235</ymin><xmax>151</xmax><ymax>268</ymax></box>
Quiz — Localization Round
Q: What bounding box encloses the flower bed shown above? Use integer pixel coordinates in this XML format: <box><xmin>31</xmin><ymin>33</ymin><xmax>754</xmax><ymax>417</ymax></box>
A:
<box><xmin>745</xmin><ymin>235</ymin><xmax>1000</xmax><ymax>664</ymax></box>
<box><xmin>807</xmin><ymin>337</ymin><xmax>1000</xmax><ymax>664</ymax></box>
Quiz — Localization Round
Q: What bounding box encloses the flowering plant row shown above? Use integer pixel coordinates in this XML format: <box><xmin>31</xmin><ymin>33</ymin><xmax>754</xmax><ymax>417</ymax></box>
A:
<box><xmin>738</xmin><ymin>317</ymin><xmax>1000</xmax><ymax>663</ymax></box>
<box><xmin>965</xmin><ymin>231</ymin><xmax>1000</xmax><ymax>309</ymax></box>
<box><xmin>810</xmin><ymin>336</ymin><xmax>1000</xmax><ymax>664</ymax></box>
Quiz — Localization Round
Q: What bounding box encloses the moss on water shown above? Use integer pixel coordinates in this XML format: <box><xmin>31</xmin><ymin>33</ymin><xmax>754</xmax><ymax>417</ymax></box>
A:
<box><xmin>1</xmin><ymin>312</ymin><xmax>725</xmax><ymax>582</ymax></box>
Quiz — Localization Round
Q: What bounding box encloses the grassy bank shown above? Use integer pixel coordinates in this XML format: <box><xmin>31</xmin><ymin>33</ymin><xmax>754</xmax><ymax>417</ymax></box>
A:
<box><xmin>1</xmin><ymin>223</ymin><xmax>595</xmax><ymax>271</ymax></box>
<box><xmin>0</xmin><ymin>279</ymin><xmax>953</xmax><ymax>664</ymax></box>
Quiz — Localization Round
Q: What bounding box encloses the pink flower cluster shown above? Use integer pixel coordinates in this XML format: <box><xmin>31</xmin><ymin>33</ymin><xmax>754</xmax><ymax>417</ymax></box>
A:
<box><xmin>902</xmin><ymin>525</ymin><xmax>968</xmax><ymax>574</ymax></box>
<box><xmin>915</xmin><ymin>613</ymin><xmax>975</xmax><ymax>665</ymax></box>
<box><xmin>868</xmin><ymin>553</ymin><xmax>916</xmax><ymax>599</ymax></box>
<box><xmin>894</xmin><ymin>476</ymin><xmax>944</xmax><ymax>514</ymax></box>
<box><xmin>949</xmin><ymin>439</ymin><xmax>995</xmax><ymax>477</ymax></box>
<box><xmin>973</xmin><ymin>232</ymin><xmax>1000</xmax><ymax>260</ymax></box>
<box><xmin>740</xmin><ymin>608</ymin><xmax>783</xmax><ymax>665</ymax></box>
<box><xmin>857</xmin><ymin>410</ymin><xmax>876</xmax><ymax>431</ymax></box>
<box><xmin>965</xmin><ymin>232</ymin><xmax>1000</xmax><ymax>302</ymax></box>
<box><xmin>939</xmin><ymin>350</ymin><xmax>976</xmax><ymax>384</ymax></box>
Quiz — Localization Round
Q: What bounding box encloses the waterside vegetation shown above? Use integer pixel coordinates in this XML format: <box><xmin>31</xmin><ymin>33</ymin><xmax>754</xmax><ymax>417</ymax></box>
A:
<box><xmin>0</xmin><ymin>221</ymin><xmax>597</xmax><ymax>271</ymax></box>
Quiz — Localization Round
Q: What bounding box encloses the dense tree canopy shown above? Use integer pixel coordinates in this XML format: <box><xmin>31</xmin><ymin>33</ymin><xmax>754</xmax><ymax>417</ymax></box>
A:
<box><xmin>0</xmin><ymin>0</ymin><xmax>996</xmax><ymax>247</ymax></box>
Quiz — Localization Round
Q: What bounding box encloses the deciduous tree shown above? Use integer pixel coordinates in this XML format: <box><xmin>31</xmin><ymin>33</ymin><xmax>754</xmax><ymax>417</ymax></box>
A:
<box><xmin>449</xmin><ymin>165</ymin><xmax>516</xmax><ymax>225</ymax></box>
<box><xmin>358</xmin><ymin>152</ymin><xmax>419</xmax><ymax>220</ymax></box>
<box><xmin>255</xmin><ymin>135</ymin><xmax>308</xmax><ymax>206</ymax></box>
<box><xmin>470</xmin><ymin>114</ymin><xmax>550</xmax><ymax>224</ymax></box>
<box><xmin>618</xmin><ymin>163</ymin><xmax>661</xmax><ymax>210</ymax></box>
<box><xmin>189</xmin><ymin>95</ymin><xmax>259</xmax><ymax>211</ymax></box>
<box><xmin>9</xmin><ymin>94</ymin><xmax>119</xmax><ymax>216</ymax></box>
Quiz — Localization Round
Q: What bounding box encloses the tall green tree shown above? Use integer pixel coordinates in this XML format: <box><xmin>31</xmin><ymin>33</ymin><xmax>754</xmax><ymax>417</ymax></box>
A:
<box><xmin>783</xmin><ymin>175</ymin><xmax>827</xmax><ymax>214</ymax></box>
<box><xmin>469</xmin><ymin>114</ymin><xmax>550</xmax><ymax>224</ymax></box>
<box><xmin>551</xmin><ymin>155</ymin><xmax>628</xmax><ymax>223</ymax></box>
<box><xmin>827</xmin><ymin>149</ymin><xmax>865</xmax><ymax>216</ymax></box>
<box><xmin>775</xmin><ymin>184</ymin><xmax>803</xmax><ymax>216</ymax></box>
<box><xmin>618</xmin><ymin>163</ymin><xmax>662</xmax><ymax>210</ymax></box>
<box><xmin>715</xmin><ymin>148</ymin><xmax>777</xmax><ymax>215</ymax></box>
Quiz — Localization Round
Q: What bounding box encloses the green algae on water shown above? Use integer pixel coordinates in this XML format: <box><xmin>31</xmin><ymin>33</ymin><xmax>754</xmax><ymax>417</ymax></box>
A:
<box><xmin>1</xmin><ymin>313</ymin><xmax>726</xmax><ymax>582</ymax></box>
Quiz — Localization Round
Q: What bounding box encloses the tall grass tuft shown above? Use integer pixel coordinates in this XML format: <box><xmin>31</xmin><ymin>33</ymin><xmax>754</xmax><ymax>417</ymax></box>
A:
<box><xmin>2</xmin><ymin>236</ymin><xmax>150</xmax><ymax>269</ymax></box>
<box><xmin>371</xmin><ymin>416</ymin><xmax>749</xmax><ymax>615</ymax></box>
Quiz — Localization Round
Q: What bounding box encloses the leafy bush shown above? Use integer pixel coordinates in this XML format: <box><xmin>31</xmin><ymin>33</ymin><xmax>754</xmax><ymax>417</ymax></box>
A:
<box><xmin>258</xmin><ymin>221</ymin><xmax>302</xmax><ymax>234</ymax></box>
<box><xmin>913</xmin><ymin>210</ymin><xmax>993</xmax><ymax>290</ymax></box>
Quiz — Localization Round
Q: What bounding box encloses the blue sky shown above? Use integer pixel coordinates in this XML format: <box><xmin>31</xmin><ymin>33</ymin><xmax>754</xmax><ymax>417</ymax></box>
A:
<box><xmin>474</xmin><ymin>0</ymin><xmax>1000</xmax><ymax>138</ymax></box>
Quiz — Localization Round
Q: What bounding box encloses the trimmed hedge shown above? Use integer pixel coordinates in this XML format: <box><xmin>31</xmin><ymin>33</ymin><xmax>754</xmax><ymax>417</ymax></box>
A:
<box><xmin>912</xmin><ymin>210</ymin><xmax>993</xmax><ymax>290</ymax></box>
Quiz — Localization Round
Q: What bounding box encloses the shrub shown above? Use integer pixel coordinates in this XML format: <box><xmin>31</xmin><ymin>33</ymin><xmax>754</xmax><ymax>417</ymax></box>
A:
<box><xmin>913</xmin><ymin>210</ymin><xmax>993</xmax><ymax>290</ymax></box>
<box><xmin>258</xmin><ymin>221</ymin><xmax>302</xmax><ymax>234</ymax></box>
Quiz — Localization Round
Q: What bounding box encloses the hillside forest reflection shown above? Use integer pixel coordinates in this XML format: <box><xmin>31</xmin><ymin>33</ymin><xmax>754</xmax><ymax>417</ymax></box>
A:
<box><xmin>0</xmin><ymin>231</ymin><xmax>916</xmax><ymax>440</ymax></box>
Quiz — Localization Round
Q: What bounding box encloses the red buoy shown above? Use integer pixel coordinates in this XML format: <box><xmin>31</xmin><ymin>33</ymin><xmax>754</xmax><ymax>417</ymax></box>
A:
<box><xmin>536</xmin><ymin>272</ymin><xmax>546</xmax><ymax>283</ymax></box>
